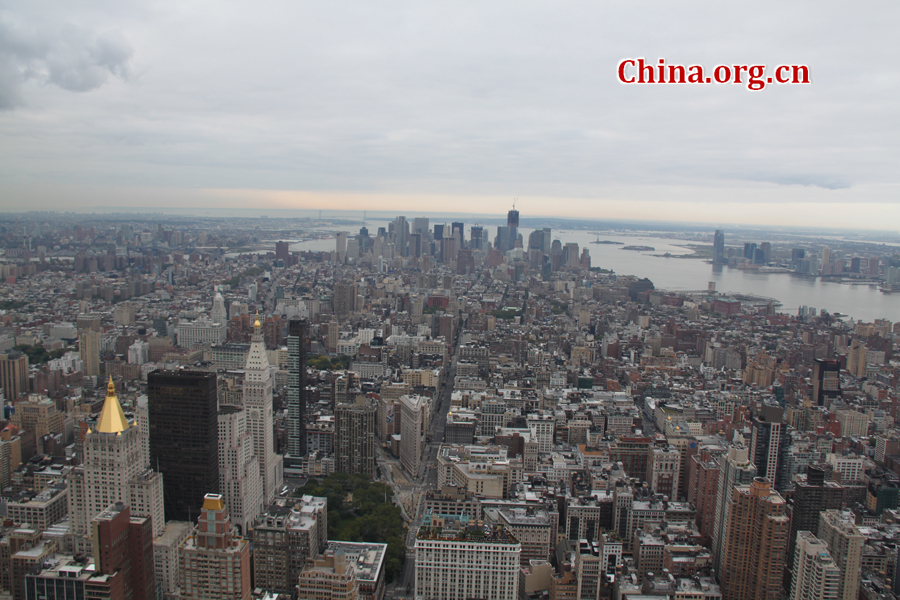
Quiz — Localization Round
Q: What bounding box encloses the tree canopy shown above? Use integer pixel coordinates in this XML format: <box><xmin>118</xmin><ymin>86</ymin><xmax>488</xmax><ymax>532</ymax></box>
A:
<box><xmin>13</xmin><ymin>345</ymin><xmax>68</xmax><ymax>364</ymax></box>
<box><xmin>295</xmin><ymin>473</ymin><xmax>407</xmax><ymax>582</ymax></box>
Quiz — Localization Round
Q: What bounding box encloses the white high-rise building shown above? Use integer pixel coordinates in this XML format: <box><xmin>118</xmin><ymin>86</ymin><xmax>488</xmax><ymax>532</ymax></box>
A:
<box><xmin>128</xmin><ymin>340</ymin><xmax>149</xmax><ymax>365</ymax></box>
<box><xmin>818</xmin><ymin>510</ymin><xmax>864</xmax><ymax>600</ymax></box>
<box><xmin>244</xmin><ymin>315</ymin><xmax>282</xmax><ymax>501</ymax></box>
<box><xmin>68</xmin><ymin>378</ymin><xmax>165</xmax><ymax>553</ymax></box>
<box><xmin>415</xmin><ymin>518</ymin><xmax>520</xmax><ymax>600</ymax></box>
<box><xmin>211</xmin><ymin>291</ymin><xmax>227</xmax><ymax>325</ymax></box>
<box><xmin>789</xmin><ymin>531</ymin><xmax>841</xmax><ymax>600</ymax></box>
<box><xmin>400</xmin><ymin>394</ymin><xmax>425</xmax><ymax>478</ymax></box>
<box><xmin>175</xmin><ymin>318</ymin><xmax>227</xmax><ymax>348</ymax></box>
<box><xmin>526</xmin><ymin>414</ymin><xmax>554</xmax><ymax>454</ymax></box>
<box><xmin>826</xmin><ymin>453</ymin><xmax>865</xmax><ymax>482</ymax></box>
<box><xmin>134</xmin><ymin>394</ymin><xmax>151</xmax><ymax>468</ymax></box>
<box><xmin>336</xmin><ymin>231</ymin><xmax>348</xmax><ymax>262</ymax></box>
<box><xmin>413</xmin><ymin>217</ymin><xmax>430</xmax><ymax>240</ymax></box>
<box><xmin>218</xmin><ymin>405</ymin><xmax>265</xmax><ymax>534</ymax></box>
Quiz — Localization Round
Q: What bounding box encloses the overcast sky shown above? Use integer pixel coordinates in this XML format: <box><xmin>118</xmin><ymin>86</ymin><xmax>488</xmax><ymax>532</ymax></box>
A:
<box><xmin>1</xmin><ymin>1</ymin><xmax>898</xmax><ymax>229</ymax></box>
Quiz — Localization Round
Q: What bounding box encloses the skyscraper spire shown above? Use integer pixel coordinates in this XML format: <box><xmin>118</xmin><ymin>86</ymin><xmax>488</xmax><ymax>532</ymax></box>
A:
<box><xmin>97</xmin><ymin>376</ymin><xmax>130</xmax><ymax>434</ymax></box>
<box><xmin>245</xmin><ymin>309</ymin><xmax>281</xmax><ymax>501</ymax></box>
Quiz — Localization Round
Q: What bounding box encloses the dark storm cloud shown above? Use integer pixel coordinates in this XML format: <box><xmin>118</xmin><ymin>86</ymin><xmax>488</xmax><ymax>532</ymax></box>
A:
<box><xmin>0</xmin><ymin>13</ymin><xmax>132</xmax><ymax>108</ymax></box>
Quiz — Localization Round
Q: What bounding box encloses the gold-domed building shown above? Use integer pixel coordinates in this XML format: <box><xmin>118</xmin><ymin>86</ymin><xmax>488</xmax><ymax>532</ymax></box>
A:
<box><xmin>68</xmin><ymin>377</ymin><xmax>166</xmax><ymax>553</ymax></box>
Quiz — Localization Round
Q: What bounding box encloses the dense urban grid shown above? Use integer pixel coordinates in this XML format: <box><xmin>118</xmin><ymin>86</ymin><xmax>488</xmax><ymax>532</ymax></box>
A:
<box><xmin>0</xmin><ymin>209</ymin><xmax>899</xmax><ymax>600</ymax></box>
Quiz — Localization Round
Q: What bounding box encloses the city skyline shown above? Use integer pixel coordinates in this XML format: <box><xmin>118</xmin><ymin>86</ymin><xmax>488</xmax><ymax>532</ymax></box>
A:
<box><xmin>1</xmin><ymin>206</ymin><xmax>899</xmax><ymax>599</ymax></box>
<box><xmin>1</xmin><ymin>2</ymin><xmax>899</xmax><ymax>229</ymax></box>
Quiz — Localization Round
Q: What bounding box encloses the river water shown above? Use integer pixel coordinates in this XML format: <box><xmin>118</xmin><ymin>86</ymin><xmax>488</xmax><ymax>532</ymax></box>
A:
<box><xmin>285</xmin><ymin>221</ymin><xmax>898</xmax><ymax>323</ymax></box>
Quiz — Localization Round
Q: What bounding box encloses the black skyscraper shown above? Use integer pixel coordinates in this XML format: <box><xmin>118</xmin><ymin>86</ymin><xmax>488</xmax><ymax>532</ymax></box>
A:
<box><xmin>285</xmin><ymin>318</ymin><xmax>308</xmax><ymax>469</ymax></box>
<box><xmin>743</xmin><ymin>242</ymin><xmax>757</xmax><ymax>261</ymax></box>
<box><xmin>812</xmin><ymin>358</ymin><xmax>842</xmax><ymax>406</ymax></box>
<box><xmin>148</xmin><ymin>369</ymin><xmax>219</xmax><ymax>522</ymax></box>
<box><xmin>470</xmin><ymin>225</ymin><xmax>484</xmax><ymax>250</ymax></box>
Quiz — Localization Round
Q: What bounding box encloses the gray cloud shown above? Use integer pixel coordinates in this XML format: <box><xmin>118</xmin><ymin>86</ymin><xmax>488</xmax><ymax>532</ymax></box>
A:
<box><xmin>0</xmin><ymin>1</ymin><xmax>898</xmax><ymax>222</ymax></box>
<box><xmin>0</xmin><ymin>14</ymin><xmax>132</xmax><ymax>108</ymax></box>
<box><xmin>729</xmin><ymin>171</ymin><xmax>854</xmax><ymax>191</ymax></box>
<box><xmin>765</xmin><ymin>176</ymin><xmax>853</xmax><ymax>191</ymax></box>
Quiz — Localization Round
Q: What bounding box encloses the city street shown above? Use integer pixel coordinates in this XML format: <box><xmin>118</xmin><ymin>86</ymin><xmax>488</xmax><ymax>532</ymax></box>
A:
<box><xmin>385</xmin><ymin>352</ymin><xmax>458</xmax><ymax>598</ymax></box>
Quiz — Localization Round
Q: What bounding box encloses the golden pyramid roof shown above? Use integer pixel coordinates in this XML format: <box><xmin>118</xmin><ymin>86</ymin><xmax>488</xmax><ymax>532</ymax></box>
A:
<box><xmin>96</xmin><ymin>376</ymin><xmax>131</xmax><ymax>434</ymax></box>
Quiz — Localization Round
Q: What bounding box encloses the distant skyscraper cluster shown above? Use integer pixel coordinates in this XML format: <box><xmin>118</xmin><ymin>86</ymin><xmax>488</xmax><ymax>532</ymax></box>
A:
<box><xmin>322</xmin><ymin>204</ymin><xmax>590</xmax><ymax>279</ymax></box>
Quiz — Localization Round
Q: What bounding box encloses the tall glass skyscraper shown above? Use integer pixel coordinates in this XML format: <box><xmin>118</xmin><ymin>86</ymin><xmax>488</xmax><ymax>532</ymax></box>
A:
<box><xmin>148</xmin><ymin>369</ymin><xmax>219</xmax><ymax>522</ymax></box>
<box><xmin>285</xmin><ymin>318</ymin><xmax>308</xmax><ymax>471</ymax></box>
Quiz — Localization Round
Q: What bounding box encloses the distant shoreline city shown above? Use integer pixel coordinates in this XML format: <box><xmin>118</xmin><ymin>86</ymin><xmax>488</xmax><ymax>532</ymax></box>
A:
<box><xmin>0</xmin><ymin>206</ymin><xmax>898</xmax><ymax>600</ymax></box>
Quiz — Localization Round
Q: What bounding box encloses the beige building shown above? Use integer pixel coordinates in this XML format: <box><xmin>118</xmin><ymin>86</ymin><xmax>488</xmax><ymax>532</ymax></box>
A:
<box><xmin>400</xmin><ymin>394</ymin><xmax>425</xmax><ymax>477</ymax></box>
<box><xmin>646</xmin><ymin>446</ymin><xmax>681</xmax><ymax>500</ymax></box>
<box><xmin>0</xmin><ymin>351</ymin><xmax>29</xmax><ymax>401</ymax></box>
<box><xmin>153</xmin><ymin>520</ymin><xmax>193</xmax><ymax>597</ymax></box>
<box><xmin>376</xmin><ymin>396</ymin><xmax>401</xmax><ymax>440</ymax></box>
<box><xmin>296</xmin><ymin>549</ymin><xmax>359</xmax><ymax>600</ymax></box>
<box><xmin>377</xmin><ymin>382</ymin><xmax>409</xmax><ymax>440</ymax></box>
<box><xmin>818</xmin><ymin>509</ymin><xmax>864</xmax><ymax>600</ymax></box>
<box><xmin>218</xmin><ymin>405</ymin><xmax>264</xmax><ymax>535</ymax></box>
<box><xmin>78</xmin><ymin>330</ymin><xmax>100</xmax><ymax>378</ymax></box>
<box><xmin>251</xmin><ymin>496</ymin><xmax>327</xmax><ymax>596</ymax></box>
<box><xmin>789</xmin><ymin>531</ymin><xmax>841</xmax><ymax>600</ymax></box>
<box><xmin>5</xmin><ymin>484</ymin><xmax>68</xmax><ymax>533</ymax></box>
<box><xmin>835</xmin><ymin>409</ymin><xmax>870</xmax><ymax>438</ymax></box>
<box><xmin>493</xmin><ymin>508</ymin><xmax>554</xmax><ymax>565</ymax></box>
<box><xmin>0</xmin><ymin>427</ymin><xmax>23</xmax><ymax>489</ymax></box>
<box><xmin>720</xmin><ymin>478</ymin><xmax>789</xmax><ymax>600</ymax></box>
<box><xmin>68</xmin><ymin>378</ymin><xmax>165</xmax><ymax>553</ymax></box>
<box><xmin>436</xmin><ymin>444</ymin><xmax>523</xmax><ymax>499</ymax></box>
<box><xmin>243</xmin><ymin>318</ymin><xmax>282</xmax><ymax>502</ymax></box>
<box><xmin>10</xmin><ymin>395</ymin><xmax>65</xmax><ymax>439</ymax></box>
<box><xmin>400</xmin><ymin>368</ymin><xmax>441</xmax><ymax>389</ymax></box>
<box><xmin>113</xmin><ymin>303</ymin><xmax>136</xmax><ymax>326</ymax></box>
<box><xmin>325</xmin><ymin>541</ymin><xmax>387</xmax><ymax>600</ymax></box>
<box><xmin>178</xmin><ymin>494</ymin><xmax>251</xmax><ymax>600</ymax></box>
<box><xmin>6</xmin><ymin>528</ymin><xmax>56</xmax><ymax>600</ymax></box>
<box><xmin>450</xmin><ymin>460</ymin><xmax>521</xmax><ymax>499</ymax></box>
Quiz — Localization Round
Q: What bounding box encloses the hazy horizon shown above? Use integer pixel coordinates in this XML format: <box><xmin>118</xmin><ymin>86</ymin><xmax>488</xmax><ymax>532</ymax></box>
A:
<box><xmin>5</xmin><ymin>206</ymin><xmax>900</xmax><ymax>242</ymax></box>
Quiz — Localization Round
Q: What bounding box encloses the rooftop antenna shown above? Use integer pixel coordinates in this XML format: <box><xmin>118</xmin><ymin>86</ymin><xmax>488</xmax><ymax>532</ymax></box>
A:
<box><xmin>512</xmin><ymin>198</ymin><xmax>517</xmax><ymax>210</ymax></box>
